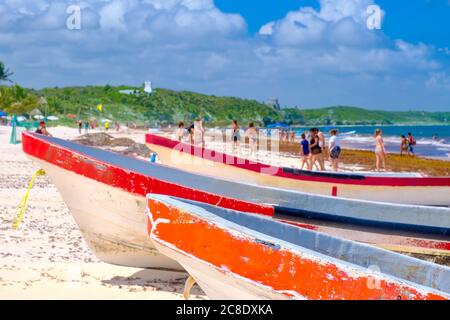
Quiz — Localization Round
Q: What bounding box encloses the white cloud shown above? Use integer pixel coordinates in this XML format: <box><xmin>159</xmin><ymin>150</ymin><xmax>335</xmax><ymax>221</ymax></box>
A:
<box><xmin>0</xmin><ymin>0</ymin><xmax>448</xmax><ymax>110</ymax></box>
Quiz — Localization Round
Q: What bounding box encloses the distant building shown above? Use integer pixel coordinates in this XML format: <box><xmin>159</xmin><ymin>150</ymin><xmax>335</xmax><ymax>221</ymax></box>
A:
<box><xmin>144</xmin><ymin>81</ymin><xmax>153</xmax><ymax>95</ymax></box>
<box><xmin>119</xmin><ymin>81</ymin><xmax>153</xmax><ymax>96</ymax></box>
<box><xmin>119</xmin><ymin>89</ymin><xmax>136</xmax><ymax>95</ymax></box>
<box><xmin>266</xmin><ymin>98</ymin><xmax>281</xmax><ymax>110</ymax></box>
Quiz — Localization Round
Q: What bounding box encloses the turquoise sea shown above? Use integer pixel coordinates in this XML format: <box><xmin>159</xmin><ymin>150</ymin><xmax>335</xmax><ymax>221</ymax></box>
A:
<box><xmin>293</xmin><ymin>125</ymin><xmax>450</xmax><ymax>160</ymax></box>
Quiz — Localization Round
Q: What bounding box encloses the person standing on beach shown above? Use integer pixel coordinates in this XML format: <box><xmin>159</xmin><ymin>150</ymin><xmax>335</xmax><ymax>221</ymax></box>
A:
<box><xmin>310</xmin><ymin>129</ymin><xmax>323</xmax><ymax>171</ymax></box>
<box><xmin>407</xmin><ymin>132</ymin><xmax>416</xmax><ymax>156</ymax></box>
<box><xmin>328</xmin><ymin>129</ymin><xmax>341</xmax><ymax>172</ymax></box>
<box><xmin>299</xmin><ymin>133</ymin><xmax>311</xmax><ymax>170</ymax></box>
<box><xmin>289</xmin><ymin>129</ymin><xmax>295</xmax><ymax>143</ymax></box>
<box><xmin>375</xmin><ymin>129</ymin><xmax>386</xmax><ymax>172</ymax></box>
<box><xmin>176</xmin><ymin>122</ymin><xmax>185</xmax><ymax>142</ymax></box>
<box><xmin>245</xmin><ymin>122</ymin><xmax>258</xmax><ymax>156</ymax></box>
<box><xmin>231</xmin><ymin>120</ymin><xmax>240</xmax><ymax>152</ymax></box>
<box><xmin>314</xmin><ymin>128</ymin><xmax>326</xmax><ymax>171</ymax></box>
<box><xmin>84</xmin><ymin>121</ymin><xmax>89</xmax><ymax>134</ymax></box>
<box><xmin>400</xmin><ymin>135</ymin><xmax>408</xmax><ymax>156</ymax></box>
<box><xmin>104</xmin><ymin>121</ymin><xmax>110</xmax><ymax>131</ymax></box>
<box><xmin>77</xmin><ymin>120</ymin><xmax>82</xmax><ymax>135</ymax></box>
<box><xmin>193</xmin><ymin>119</ymin><xmax>205</xmax><ymax>147</ymax></box>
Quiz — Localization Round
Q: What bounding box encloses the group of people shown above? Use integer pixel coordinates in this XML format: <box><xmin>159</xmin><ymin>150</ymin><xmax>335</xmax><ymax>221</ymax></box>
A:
<box><xmin>299</xmin><ymin>128</ymin><xmax>341</xmax><ymax>172</ymax></box>
<box><xmin>77</xmin><ymin>120</ymin><xmax>91</xmax><ymax>134</ymax></box>
<box><xmin>176</xmin><ymin>120</ymin><xmax>205</xmax><ymax>147</ymax></box>
<box><xmin>400</xmin><ymin>132</ymin><xmax>416</xmax><ymax>156</ymax></box>
<box><xmin>77</xmin><ymin>119</ymin><xmax>121</xmax><ymax>134</ymax></box>
<box><xmin>230</xmin><ymin>120</ymin><xmax>259</xmax><ymax>156</ymax></box>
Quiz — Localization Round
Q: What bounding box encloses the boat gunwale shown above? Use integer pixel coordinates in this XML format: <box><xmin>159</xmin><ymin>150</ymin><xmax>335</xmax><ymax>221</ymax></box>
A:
<box><xmin>22</xmin><ymin>132</ymin><xmax>450</xmax><ymax>236</ymax></box>
<box><xmin>145</xmin><ymin>133</ymin><xmax>450</xmax><ymax>187</ymax></box>
<box><xmin>146</xmin><ymin>194</ymin><xmax>450</xmax><ymax>299</ymax></box>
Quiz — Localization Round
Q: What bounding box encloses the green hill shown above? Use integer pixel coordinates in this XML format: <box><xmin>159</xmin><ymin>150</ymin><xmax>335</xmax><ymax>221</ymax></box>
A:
<box><xmin>2</xmin><ymin>85</ymin><xmax>449</xmax><ymax>126</ymax></box>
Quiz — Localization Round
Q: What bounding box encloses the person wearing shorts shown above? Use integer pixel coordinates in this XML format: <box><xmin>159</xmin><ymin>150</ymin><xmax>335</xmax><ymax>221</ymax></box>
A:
<box><xmin>299</xmin><ymin>133</ymin><xmax>311</xmax><ymax>170</ymax></box>
<box><xmin>328</xmin><ymin>129</ymin><xmax>341</xmax><ymax>172</ymax></box>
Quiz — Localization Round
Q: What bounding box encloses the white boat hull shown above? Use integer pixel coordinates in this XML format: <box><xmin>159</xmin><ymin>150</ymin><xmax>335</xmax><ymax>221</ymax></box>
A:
<box><xmin>147</xmin><ymin>142</ymin><xmax>450</xmax><ymax>206</ymax></box>
<box><xmin>153</xmin><ymin>241</ymin><xmax>293</xmax><ymax>300</ymax></box>
<box><xmin>28</xmin><ymin>156</ymin><xmax>182</xmax><ymax>270</ymax></box>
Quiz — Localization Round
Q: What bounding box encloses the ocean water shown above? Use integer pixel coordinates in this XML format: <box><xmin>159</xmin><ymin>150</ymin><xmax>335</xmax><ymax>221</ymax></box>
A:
<box><xmin>292</xmin><ymin>125</ymin><xmax>450</xmax><ymax>160</ymax></box>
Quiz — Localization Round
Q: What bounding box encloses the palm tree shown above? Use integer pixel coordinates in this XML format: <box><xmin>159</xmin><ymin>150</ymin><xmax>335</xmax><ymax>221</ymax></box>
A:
<box><xmin>0</xmin><ymin>61</ymin><xmax>13</xmax><ymax>83</ymax></box>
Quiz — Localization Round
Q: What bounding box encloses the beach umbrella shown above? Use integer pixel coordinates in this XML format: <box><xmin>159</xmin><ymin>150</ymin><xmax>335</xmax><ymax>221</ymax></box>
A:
<box><xmin>47</xmin><ymin>116</ymin><xmax>59</xmax><ymax>121</ymax></box>
<box><xmin>0</xmin><ymin>111</ymin><xmax>7</xmax><ymax>117</ymax></box>
<box><xmin>17</xmin><ymin>116</ymin><xmax>26</xmax><ymax>122</ymax></box>
<box><xmin>33</xmin><ymin>115</ymin><xmax>45</xmax><ymax>120</ymax></box>
<box><xmin>101</xmin><ymin>119</ymin><xmax>112</xmax><ymax>123</ymax></box>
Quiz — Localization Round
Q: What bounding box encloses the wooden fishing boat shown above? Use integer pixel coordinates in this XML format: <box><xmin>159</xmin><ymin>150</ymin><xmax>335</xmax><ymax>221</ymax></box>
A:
<box><xmin>22</xmin><ymin>132</ymin><xmax>449</xmax><ymax>270</ymax></box>
<box><xmin>147</xmin><ymin>194</ymin><xmax>450</xmax><ymax>300</ymax></box>
<box><xmin>146</xmin><ymin>134</ymin><xmax>450</xmax><ymax>206</ymax></box>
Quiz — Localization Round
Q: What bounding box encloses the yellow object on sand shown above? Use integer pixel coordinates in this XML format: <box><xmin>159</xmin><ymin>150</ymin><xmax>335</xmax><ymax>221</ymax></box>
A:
<box><xmin>12</xmin><ymin>169</ymin><xmax>46</xmax><ymax>230</ymax></box>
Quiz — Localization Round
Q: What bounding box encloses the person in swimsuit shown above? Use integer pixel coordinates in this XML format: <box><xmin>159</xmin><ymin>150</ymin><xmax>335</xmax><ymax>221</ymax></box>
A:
<box><xmin>289</xmin><ymin>129</ymin><xmax>295</xmax><ymax>143</ymax></box>
<box><xmin>193</xmin><ymin>119</ymin><xmax>205</xmax><ymax>147</ymax></box>
<box><xmin>310</xmin><ymin>129</ymin><xmax>323</xmax><ymax>171</ymax></box>
<box><xmin>299</xmin><ymin>133</ymin><xmax>311</xmax><ymax>170</ymax></box>
<box><xmin>176</xmin><ymin>122</ymin><xmax>185</xmax><ymax>142</ymax></box>
<box><xmin>407</xmin><ymin>132</ymin><xmax>416</xmax><ymax>156</ymax></box>
<box><xmin>400</xmin><ymin>135</ymin><xmax>408</xmax><ymax>156</ymax></box>
<box><xmin>375</xmin><ymin>129</ymin><xmax>386</xmax><ymax>172</ymax></box>
<box><xmin>231</xmin><ymin>120</ymin><xmax>240</xmax><ymax>152</ymax></box>
<box><xmin>314</xmin><ymin>128</ymin><xmax>326</xmax><ymax>171</ymax></box>
<box><xmin>245</xmin><ymin>122</ymin><xmax>258</xmax><ymax>156</ymax></box>
<box><xmin>35</xmin><ymin>121</ymin><xmax>52</xmax><ymax>137</ymax></box>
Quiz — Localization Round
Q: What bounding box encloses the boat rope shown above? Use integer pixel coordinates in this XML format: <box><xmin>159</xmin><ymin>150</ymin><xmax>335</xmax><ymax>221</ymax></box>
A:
<box><xmin>12</xmin><ymin>169</ymin><xmax>46</xmax><ymax>230</ymax></box>
<box><xmin>183</xmin><ymin>275</ymin><xmax>197</xmax><ymax>300</ymax></box>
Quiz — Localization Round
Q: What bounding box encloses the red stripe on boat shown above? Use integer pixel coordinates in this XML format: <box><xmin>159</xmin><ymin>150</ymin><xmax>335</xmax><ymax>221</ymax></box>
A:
<box><xmin>22</xmin><ymin>132</ymin><xmax>275</xmax><ymax>217</ymax></box>
<box><xmin>146</xmin><ymin>134</ymin><xmax>450</xmax><ymax>187</ymax></box>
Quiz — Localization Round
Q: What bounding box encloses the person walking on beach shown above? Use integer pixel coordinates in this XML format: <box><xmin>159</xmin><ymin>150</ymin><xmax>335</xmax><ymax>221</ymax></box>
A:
<box><xmin>176</xmin><ymin>122</ymin><xmax>185</xmax><ymax>142</ymax></box>
<box><xmin>231</xmin><ymin>120</ymin><xmax>240</xmax><ymax>152</ymax></box>
<box><xmin>115</xmin><ymin>122</ymin><xmax>121</xmax><ymax>132</ymax></box>
<box><xmin>310</xmin><ymin>129</ymin><xmax>323</xmax><ymax>171</ymax></box>
<box><xmin>289</xmin><ymin>129</ymin><xmax>295</xmax><ymax>143</ymax></box>
<box><xmin>314</xmin><ymin>128</ymin><xmax>326</xmax><ymax>171</ymax></box>
<box><xmin>84</xmin><ymin>121</ymin><xmax>89</xmax><ymax>134</ymax></box>
<box><xmin>328</xmin><ymin>129</ymin><xmax>341</xmax><ymax>172</ymax></box>
<box><xmin>375</xmin><ymin>129</ymin><xmax>386</xmax><ymax>172</ymax></box>
<box><xmin>193</xmin><ymin>119</ymin><xmax>205</xmax><ymax>147</ymax></box>
<box><xmin>400</xmin><ymin>135</ymin><xmax>408</xmax><ymax>156</ymax></box>
<box><xmin>299</xmin><ymin>133</ymin><xmax>311</xmax><ymax>170</ymax></box>
<box><xmin>104</xmin><ymin>121</ymin><xmax>110</xmax><ymax>131</ymax></box>
<box><xmin>188</xmin><ymin>124</ymin><xmax>195</xmax><ymax>144</ymax></box>
<box><xmin>407</xmin><ymin>132</ymin><xmax>416</xmax><ymax>156</ymax></box>
<box><xmin>77</xmin><ymin>120</ymin><xmax>83</xmax><ymax>135</ymax></box>
<box><xmin>35</xmin><ymin>121</ymin><xmax>52</xmax><ymax>137</ymax></box>
<box><xmin>245</xmin><ymin>122</ymin><xmax>258</xmax><ymax>156</ymax></box>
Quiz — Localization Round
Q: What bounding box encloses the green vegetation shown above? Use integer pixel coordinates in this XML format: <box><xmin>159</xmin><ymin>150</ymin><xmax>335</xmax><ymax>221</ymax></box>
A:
<box><xmin>0</xmin><ymin>85</ymin><xmax>39</xmax><ymax>115</ymax></box>
<box><xmin>1</xmin><ymin>83</ymin><xmax>449</xmax><ymax>127</ymax></box>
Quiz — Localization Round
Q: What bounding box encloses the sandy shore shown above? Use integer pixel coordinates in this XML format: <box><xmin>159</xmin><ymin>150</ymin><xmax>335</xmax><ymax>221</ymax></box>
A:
<box><xmin>0</xmin><ymin>126</ymin><xmax>205</xmax><ymax>300</ymax></box>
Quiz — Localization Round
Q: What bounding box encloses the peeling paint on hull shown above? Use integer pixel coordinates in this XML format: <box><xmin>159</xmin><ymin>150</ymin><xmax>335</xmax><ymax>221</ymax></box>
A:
<box><xmin>147</xmin><ymin>195</ymin><xmax>450</xmax><ymax>300</ymax></box>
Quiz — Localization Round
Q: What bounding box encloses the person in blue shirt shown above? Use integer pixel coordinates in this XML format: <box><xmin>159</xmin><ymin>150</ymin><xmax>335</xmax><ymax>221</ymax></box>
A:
<box><xmin>299</xmin><ymin>133</ymin><xmax>311</xmax><ymax>170</ymax></box>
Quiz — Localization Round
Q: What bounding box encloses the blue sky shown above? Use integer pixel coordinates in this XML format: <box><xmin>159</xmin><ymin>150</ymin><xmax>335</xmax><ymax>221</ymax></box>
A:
<box><xmin>216</xmin><ymin>0</ymin><xmax>450</xmax><ymax>48</ymax></box>
<box><xmin>1</xmin><ymin>0</ymin><xmax>450</xmax><ymax>111</ymax></box>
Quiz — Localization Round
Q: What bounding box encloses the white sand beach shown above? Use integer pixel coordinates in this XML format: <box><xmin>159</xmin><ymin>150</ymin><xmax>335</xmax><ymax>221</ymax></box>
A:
<box><xmin>0</xmin><ymin>125</ymin><xmax>205</xmax><ymax>300</ymax></box>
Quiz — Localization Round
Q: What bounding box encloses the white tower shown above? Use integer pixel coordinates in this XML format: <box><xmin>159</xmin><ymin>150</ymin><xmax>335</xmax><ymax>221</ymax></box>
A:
<box><xmin>144</xmin><ymin>81</ymin><xmax>153</xmax><ymax>95</ymax></box>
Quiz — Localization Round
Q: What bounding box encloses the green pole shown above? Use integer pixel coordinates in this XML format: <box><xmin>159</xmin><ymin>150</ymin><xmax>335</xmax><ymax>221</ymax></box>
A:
<box><xmin>10</xmin><ymin>115</ymin><xmax>18</xmax><ymax>144</ymax></box>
